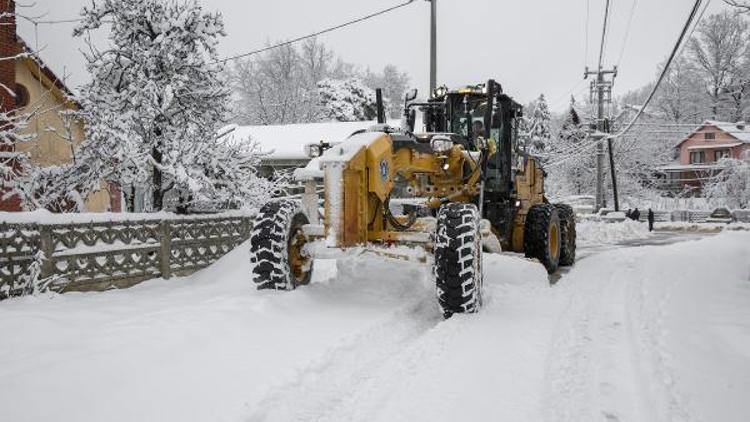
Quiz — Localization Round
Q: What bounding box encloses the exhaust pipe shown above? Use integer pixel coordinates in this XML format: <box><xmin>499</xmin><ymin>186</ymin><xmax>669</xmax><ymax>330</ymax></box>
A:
<box><xmin>375</xmin><ymin>88</ymin><xmax>385</xmax><ymax>124</ymax></box>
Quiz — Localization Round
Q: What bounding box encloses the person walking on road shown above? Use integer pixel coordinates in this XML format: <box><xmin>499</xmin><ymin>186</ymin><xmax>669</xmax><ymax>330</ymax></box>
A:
<box><xmin>648</xmin><ymin>208</ymin><xmax>655</xmax><ymax>232</ymax></box>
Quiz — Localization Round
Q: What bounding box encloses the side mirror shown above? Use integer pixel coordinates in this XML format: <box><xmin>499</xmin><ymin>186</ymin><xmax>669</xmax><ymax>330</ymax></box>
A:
<box><xmin>405</xmin><ymin>88</ymin><xmax>418</xmax><ymax>102</ymax></box>
<box><xmin>407</xmin><ymin>109</ymin><xmax>416</xmax><ymax>132</ymax></box>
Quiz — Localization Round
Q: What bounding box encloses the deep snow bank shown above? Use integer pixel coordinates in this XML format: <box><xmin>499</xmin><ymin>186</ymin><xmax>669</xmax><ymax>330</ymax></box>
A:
<box><xmin>576</xmin><ymin>219</ymin><xmax>651</xmax><ymax>247</ymax></box>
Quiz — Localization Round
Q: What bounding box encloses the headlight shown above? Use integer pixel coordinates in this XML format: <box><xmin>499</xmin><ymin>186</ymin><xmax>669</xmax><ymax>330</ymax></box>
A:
<box><xmin>304</xmin><ymin>143</ymin><xmax>321</xmax><ymax>158</ymax></box>
<box><xmin>430</xmin><ymin>135</ymin><xmax>453</xmax><ymax>153</ymax></box>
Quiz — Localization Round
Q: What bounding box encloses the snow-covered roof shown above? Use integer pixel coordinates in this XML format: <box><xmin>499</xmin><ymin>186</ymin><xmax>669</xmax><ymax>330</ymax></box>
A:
<box><xmin>704</xmin><ymin>120</ymin><xmax>750</xmax><ymax>142</ymax></box>
<box><xmin>676</xmin><ymin>120</ymin><xmax>750</xmax><ymax>147</ymax></box>
<box><xmin>219</xmin><ymin>120</ymin><xmax>399</xmax><ymax>161</ymax></box>
<box><xmin>686</xmin><ymin>142</ymin><xmax>743</xmax><ymax>150</ymax></box>
<box><xmin>659</xmin><ymin>163</ymin><xmax>722</xmax><ymax>171</ymax></box>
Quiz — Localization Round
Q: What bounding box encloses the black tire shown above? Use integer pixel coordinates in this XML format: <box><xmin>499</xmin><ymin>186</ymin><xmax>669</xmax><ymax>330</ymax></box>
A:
<box><xmin>433</xmin><ymin>203</ymin><xmax>483</xmax><ymax>318</ymax></box>
<box><xmin>524</xmin><ymin>204</ymin><xmax>561</xmax><ymax>274</ymax></box>
<box><xmin>554</xmin><ymin>203</ymin><xmax>576</xmax><ymax>266</ymax></box>
<box><xmin>250</xmin><ymin>199</ymin><xmax>313</xmax><ymax>290</ymax></box>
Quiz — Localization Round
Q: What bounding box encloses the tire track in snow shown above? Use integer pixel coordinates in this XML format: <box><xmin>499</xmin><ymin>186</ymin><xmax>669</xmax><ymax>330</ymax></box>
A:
<box><xmin>544</xmin><ymin>245</ymin><xmax>696</xmax><ymax>422</ymax></box>
<box><xmin>630</xmin><ymin>256</ymin><xmax>693</xmax><ymax>422</ymax></box>
<box><xmin>244</xmin><ymin>259</ymin><xmax>442</xmax><ymax>422</ymax></box>
<box><xmin>543</xmin><ymin>250</ymin><xmax>646</xmax><ymax>422</ymax></box>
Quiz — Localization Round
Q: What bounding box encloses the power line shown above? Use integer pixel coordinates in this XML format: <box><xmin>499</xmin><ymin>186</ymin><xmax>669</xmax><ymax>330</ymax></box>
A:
<box><xmin>607</xmin><ymin>0</ymin><xmax>705</xmax><ymax>140</ymax></box>
<box><xmin>616</xmin><ymin>0</ymin><xmax>639</xmax><ymax>67</ymax></box>
<box><xmin>673</xmin><ymin>0</ymin><xmax>712</xmax><ymax>63</ymax></box>
<box><xmin>34</xmin><ymin>18</ymin><xmax>82</xmax><ymax>24</ymax></box>
<box><xmin>584</xmin><ymin>0</ymin><xmax>590</xmax><ymax>67</ymax></box>
<box><xmin>216</xmin><ymin>0</ymin><xmax>417</xmax><ymax>64</ymax></box>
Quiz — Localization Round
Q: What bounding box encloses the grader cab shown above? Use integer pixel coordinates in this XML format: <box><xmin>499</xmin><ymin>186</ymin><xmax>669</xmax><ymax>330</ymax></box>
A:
<box><xmin>249</xmin><ymin>80</ymin><xmax>576</xmax><ymax>317</ymax></box>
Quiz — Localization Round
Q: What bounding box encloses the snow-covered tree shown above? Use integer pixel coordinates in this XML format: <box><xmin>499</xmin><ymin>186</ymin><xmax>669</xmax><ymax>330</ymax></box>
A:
<box><xmin>652</xmin><ymin>56</ymin><xmax>708</xmax><ymax>123</ymax></box>
<box><xmin>544</xmin><ymin>98</ymin><xmax>595</xmax><ymax>196</ymax></box>
<box><xmin>703</xmin><ymin>158</ymin><xmax>750</xmax><ymax>208</ymax></box>
<box><xmin>689</xmin><ymin>11</ymin><xmax>749</xmax><ymax>120</ymax></box>
<box><xmin>317</xmin><ymin>78</ymin><xmax>377</xmax><ymax>122</ymax></box>
<box><xmin>725</xmin><ymin>0</ymin><xmax>750</xmax><ymax>13</ymax></box>
<box><xmin>69</xmin><ymin>0</ymin><xmax>243</xmax><ymax>211</ymax></box>
<box><xmin>526</xmin><ymin>94</ymin><xmax>552</xmax><ymax>154</ymax></box>
<box><xmin>0</xmin><ymin>109</ymin><xmax>36</xmax><ymax>208</ymax></box>
<box><xmin>231</xmin><ymin>42</ymin><xmax>322</xmax><ymax>125</ymax></box>
<box><xmin>364</xmin><ymin>64</ymin><xmax>409</xmax><ymax>118</ymax></box>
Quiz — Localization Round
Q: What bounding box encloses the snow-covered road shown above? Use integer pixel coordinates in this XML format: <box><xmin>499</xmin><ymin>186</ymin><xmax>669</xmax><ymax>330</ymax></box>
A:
<box><xmin>1</xmin><ymin>231</ymin><xmax>749</xmax><ymax>422</ymax></box>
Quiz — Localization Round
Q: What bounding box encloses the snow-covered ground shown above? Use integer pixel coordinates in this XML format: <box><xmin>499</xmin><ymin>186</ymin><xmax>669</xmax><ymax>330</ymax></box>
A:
<box><xmin>1</xmin><ymin>232</ymin><xmax>749</xmax><ymax>422</ymax></box>
<box><xmin>576</xmin><ymin>219</ymin><xmax>652</xmax><ymax>247</ymax></box>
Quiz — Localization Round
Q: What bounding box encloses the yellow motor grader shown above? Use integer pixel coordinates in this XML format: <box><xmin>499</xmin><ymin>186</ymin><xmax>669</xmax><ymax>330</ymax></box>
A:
<box><xmin>249</xmin><ymin>80</ymin><xmax>576</xmax><ymax>317</ymax></box>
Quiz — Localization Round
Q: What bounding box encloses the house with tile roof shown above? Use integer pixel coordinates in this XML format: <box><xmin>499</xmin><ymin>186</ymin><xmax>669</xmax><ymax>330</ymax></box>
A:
<box><xmin>660</xmin><ymin>121</ymin><xmax>750</xmax><ymax>192</ymax></box>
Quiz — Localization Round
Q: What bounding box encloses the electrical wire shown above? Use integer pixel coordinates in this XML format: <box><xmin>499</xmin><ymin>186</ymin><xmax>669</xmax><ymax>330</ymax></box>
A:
<box><xmin>606</xmin><ymin>0</ymin><xmax>705</xmax><ymax>140</ymax></box>
<box><xmin>615</xmin><ymin>0</ymin><xmax>639</xmax><ymax>67</ymax></box>
<box><xmin>216</xmin><ymin>0</ymin><xmax>417</xmax><ymax>64</ymax></box>
<box><xmin>34</xmin><ymin>18</ymin><xmax>82</xmax><ymax>24</ymax></box>
<box><xmin>673</xmin><ymin>0</ymin><xmax>712</xmax><ymax>64</ymax></box>
<box><xmin>584</xmin><ymin>0</ymin><xmax>590</xmax><ymax>67</ymax></box>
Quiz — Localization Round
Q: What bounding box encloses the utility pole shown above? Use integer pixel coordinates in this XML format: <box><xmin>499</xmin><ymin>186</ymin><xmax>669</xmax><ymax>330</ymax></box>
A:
<box><xmin>585</xmin><ymin>0</ymin><xmax>620</xmax><ymax>212</ymax></box>
<box><xmin>584</xmin><ymin>66</ymin><xmax>617</xmax><ymax>212</ymax></box>
<box><xmin>428</xmin><ymin>0</ymin><xmax>436</xmax><ymax>93</ymax></box>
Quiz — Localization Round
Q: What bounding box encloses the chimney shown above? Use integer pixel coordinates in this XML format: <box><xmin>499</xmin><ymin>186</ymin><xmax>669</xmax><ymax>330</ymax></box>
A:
<box><xmin>0</xmin><ymin>0</ymin><xmax>17</xmax><ymax>114</ymax></box>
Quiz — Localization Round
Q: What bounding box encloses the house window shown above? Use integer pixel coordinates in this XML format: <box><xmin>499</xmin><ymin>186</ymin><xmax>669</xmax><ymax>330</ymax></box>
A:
<box><xmin>714</xmin><ymin>149</ymin><xmax>731</xmax><ymax>161</ymax></box>
<box><xmin>704</xmin><ymin>132</ymin><xmax>715</xmax><ymax>140</ymax></box>
<box><xmin>15</xmin><ymin>84</ymin><xmax>30</xmax><ymax>108</ymax></box>
<box><xmin>690</xmin><ymin>151</ymin><xmax>705</xmax><ymax>164</ymax></box>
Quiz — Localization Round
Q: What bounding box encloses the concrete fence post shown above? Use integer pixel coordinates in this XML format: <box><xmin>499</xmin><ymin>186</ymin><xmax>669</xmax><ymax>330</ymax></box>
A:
<box><xmin>160</xmin><ymin>220</ymin><xmax>172</xmax><ymax>279</ymax></box>
<box><xmin>38</xmin><ymin>225</ymin><xmax>54</xmax><ymax>280</ymax></box>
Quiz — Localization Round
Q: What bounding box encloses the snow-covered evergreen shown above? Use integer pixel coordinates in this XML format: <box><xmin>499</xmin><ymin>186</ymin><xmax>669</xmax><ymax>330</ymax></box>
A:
<box><xmin>527</xmin><ymin>94</ymin><xmax>552</xmax><ymax>154</ymax></box>
<box><xmin>317</xmin><ymin>78</ymin><xmax>377</xmax><ymax>122</ymax></box>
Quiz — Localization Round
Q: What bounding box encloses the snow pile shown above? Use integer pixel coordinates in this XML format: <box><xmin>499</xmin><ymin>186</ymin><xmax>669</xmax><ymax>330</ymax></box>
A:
<box><xmin>576</xmin><ymin>219</ymin><xmax>651</xmax><ymax>247</ymax></box>
<box><xmin>655</xmin><ymin>221</ymin><xmax>750</xmax><ymax>232</ymax></box>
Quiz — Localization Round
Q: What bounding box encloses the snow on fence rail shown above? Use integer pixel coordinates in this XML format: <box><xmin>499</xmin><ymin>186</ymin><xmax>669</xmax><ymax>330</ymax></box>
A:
<box><xmin>0</xmin><ymin>215</ymin><xmax>253</xmax><ymax>299</ymax></box>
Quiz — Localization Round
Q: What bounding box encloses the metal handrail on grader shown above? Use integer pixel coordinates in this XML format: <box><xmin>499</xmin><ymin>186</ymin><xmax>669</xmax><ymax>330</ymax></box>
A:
<box><xmin>249</xmin><ymin>80</ymin><xmax>576</xmax><ymax>318</ymax></box>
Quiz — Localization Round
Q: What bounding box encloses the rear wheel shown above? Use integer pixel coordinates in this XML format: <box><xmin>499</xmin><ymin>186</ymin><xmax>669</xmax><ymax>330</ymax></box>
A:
<box><xmin>433</xmin><ymin>203</ymin><xmax>483</xmax><ymax>318</ymax></box>
<box><xmin>250</xmin><ymin>200</ymin><xmax>313</xmax><ymax>290</ymax></box>
<box><xmin>554</xmin><ymin>204</ymin><xmax>576</xmax><ymax>266</ymax></box>
<box><xmin>524</xmin><ymin>204</ymin><xmax>561</xmax><ymax>274</ymax></box>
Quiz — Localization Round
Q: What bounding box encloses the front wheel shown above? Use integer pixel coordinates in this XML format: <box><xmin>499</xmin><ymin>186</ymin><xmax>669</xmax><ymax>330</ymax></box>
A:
<box><xmin>433</xmin><ymin>203</ymin><xmax>483</xmax><ymax>318</ymax></box>
<box><xmin>250</xmin><ymin>199</ymin><xmax>313</xmax><ymax>290</ymax></box>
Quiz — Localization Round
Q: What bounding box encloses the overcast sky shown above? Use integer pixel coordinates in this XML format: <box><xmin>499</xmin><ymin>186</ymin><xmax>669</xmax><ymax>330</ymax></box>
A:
<box><xmin>16</xmin><ymin>0</ymin><xmax>732</xmax><ymax>112</ymax></box>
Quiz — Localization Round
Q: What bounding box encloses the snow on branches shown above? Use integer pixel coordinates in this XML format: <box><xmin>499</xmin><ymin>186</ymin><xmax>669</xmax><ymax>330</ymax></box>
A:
<box><xmin>704</xmin><ymin>157</ymin><xmax>750</xmax><ymax>208</ymax></box>
<box><xmin>317</xmin><ymin>78</ymin><xmax>377</xmax><ymax>122</ymax></box>
<box><xmin>527</xmin><ymin>94</ymin><xmax>552</xmax><ymax>154</ymax></box>
<box><xmin>66</xmin><ymin>0</ymin><xmax>265</xmax><ymax>212</ymax></box>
